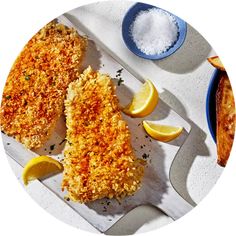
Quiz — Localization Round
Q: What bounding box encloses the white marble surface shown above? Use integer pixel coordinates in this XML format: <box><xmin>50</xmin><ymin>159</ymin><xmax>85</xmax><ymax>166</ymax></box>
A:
<box><xmin>7</xmin><ymin>0</ymin><xmax>223</xmax><ymax>234</ymax></box>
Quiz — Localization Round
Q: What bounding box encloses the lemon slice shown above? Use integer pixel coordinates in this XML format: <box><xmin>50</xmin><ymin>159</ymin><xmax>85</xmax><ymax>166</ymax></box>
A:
<box><xmin>22</xmin><ymin>156</ymin><xmax>63</xmax><ymax>186</ymax></box>
<box><xmin>143</xmin><ymin>121</ymin><xmax>183</xmax><ymax>142</ymax></box>
<box><xmin>123</xmin><ymin>79</ymin><xmax>158</xmax><ymax>117</ymax></box>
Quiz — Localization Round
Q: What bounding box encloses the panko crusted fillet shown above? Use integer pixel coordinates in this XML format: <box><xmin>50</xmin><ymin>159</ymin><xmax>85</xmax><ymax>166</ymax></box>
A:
<box><xmin>62</xmin><ymin>67</ymin><xmax>145</xmax><ymax>202</ymax></box>
<box><xmin>0</xmin><ymin>21</ymin><xmax>87</xmax><ymax>149</ymax></box>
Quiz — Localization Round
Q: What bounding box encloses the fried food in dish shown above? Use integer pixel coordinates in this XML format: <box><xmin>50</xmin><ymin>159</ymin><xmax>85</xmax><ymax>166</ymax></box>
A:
<box><xmin>62</xmin><ymin>66</ymin><xmax>145</xmax><ymax>202</ymax></box>
<box><xmin>216</xmin><ymin>72</ymin><xmax>235</xmax><ymax>167</ymax></box>
<box><xmin>207</xmin><ymin>56</ymin><xmax>225</xmax><ymax>71</ymax></box>
<box><xmin>0</xmin><ymin>21</ymin><xmax>87</xmax><ymax>149</ymax></box>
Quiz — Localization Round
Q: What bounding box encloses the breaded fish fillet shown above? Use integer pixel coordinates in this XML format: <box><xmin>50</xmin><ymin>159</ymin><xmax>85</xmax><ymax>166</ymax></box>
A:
<box><xmin>0</xmin><ymin>21</ymin><xmax>87</xmax><ymax>149</ymax></box>
<box><xmin>216</xmin><ymin>72</ymin><xmax>235</xmax><ymax>167</ymax></box>
<box><xmin>62</xmin><ymin>67</ymin><xmax>145</xmax><ymax>202</ymax></box>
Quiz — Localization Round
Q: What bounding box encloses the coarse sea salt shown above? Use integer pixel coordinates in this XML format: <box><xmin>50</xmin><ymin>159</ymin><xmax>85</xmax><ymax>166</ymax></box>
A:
<box><xmin>130</xmin><ymin>8</ymin><xmax>179</xmax><ymax>55</ymax></box>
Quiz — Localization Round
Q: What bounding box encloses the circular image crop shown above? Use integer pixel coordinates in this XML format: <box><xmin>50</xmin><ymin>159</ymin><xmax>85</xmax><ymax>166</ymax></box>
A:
<box><xmin>1</xmin><ymin>1</ymin><xmax>235</xmax><ymax>234</ymax></box>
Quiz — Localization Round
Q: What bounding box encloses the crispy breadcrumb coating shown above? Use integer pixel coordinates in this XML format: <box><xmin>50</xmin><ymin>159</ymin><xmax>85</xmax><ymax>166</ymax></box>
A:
<box><xmin>216</xmin><ymin>72</ymin><xmax>235</xmax><ymax>167</ymax></box>
<box><xmin>0</xmin><ymin>21</ymin><xmax>87</xmax><ymax>149</ymax></box>
<box><xmin>62</xmin><ymin>67</ymin><xmax>145</xmax><ymax>202</ymax></box>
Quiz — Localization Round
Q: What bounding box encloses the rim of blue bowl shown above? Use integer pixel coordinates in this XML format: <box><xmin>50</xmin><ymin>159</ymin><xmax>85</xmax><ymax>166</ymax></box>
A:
<box><xmin>206</xmin><ymin>69</ymin><xmax>220</xmax><ymax>143</ymax></box>
<box><xmin>122</xmin><ymin>2</ymin><xmax>187</xmax><ymax>60</ymax></box>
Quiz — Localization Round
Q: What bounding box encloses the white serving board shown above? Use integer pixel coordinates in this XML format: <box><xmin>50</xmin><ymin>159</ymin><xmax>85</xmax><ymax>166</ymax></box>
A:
<box><xmin>2</xmin><ymin>15</ymin><xmax>193</xmax><ymax>233</ymax></box>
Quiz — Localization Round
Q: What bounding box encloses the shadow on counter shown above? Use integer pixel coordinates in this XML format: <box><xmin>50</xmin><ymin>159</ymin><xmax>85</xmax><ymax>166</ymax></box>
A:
<box><xmin>105</xmin><ymin>204</ymin><xmax>172</xmax><ymax>235</ymax></box>
<box><xmin>154</xmin><ymin>24</ymin><xmax>212</xmax><ymax>74</ymax></box>
<box><xmin>160</xmin><ymin>89</ymin><xmax>210</xmax><ymax>206</ymax></box>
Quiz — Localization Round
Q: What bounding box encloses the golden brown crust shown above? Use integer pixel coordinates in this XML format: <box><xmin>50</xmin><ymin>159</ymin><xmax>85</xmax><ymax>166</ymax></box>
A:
<box><xmin>62</xmin><ymin>67</ymin><xmax>145</xmax><ymax>202</ymax></box>
<box><xmin>216</xmin><ymin>72</ymin><xmax>235</xmax><ymax>167</ymax></box>
<box><xmin>0</xmin><ymin>21</ymin><xmax>87</xmax><ymax>149</ymax></box>
<box><xmin>208</xmin><ymin>56</ymin><xmax>225</xmax><ymax>71</ymax></box>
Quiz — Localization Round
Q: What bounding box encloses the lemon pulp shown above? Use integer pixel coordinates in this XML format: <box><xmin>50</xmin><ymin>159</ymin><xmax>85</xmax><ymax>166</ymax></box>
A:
<box><xmin>143</xmin><ymin>121</ymin><xmax>183</xmax><ymax>142</ymax></box>
<box><xmin>123</xmin><ymin>79</ymin><xmax>158</xmax><ymax>117</ymax></box>
<box><xmin>22</xmin><ymin>155</ymin><xmax>63</xmax><ymax>185</ymax></box>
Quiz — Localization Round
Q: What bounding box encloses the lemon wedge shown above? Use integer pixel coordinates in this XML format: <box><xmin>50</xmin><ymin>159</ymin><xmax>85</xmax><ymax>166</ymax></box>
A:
<box><xmin>22</xmin><ymin>156</ymin><xmax>63</xmax><ymax>186</ymax></box>
<box><xmin>123</xmin><ymin>79</ymin><xmax>158</xmax><ymax>117</ymax></box>
<box><xmin>143</xmin><ymin>121</ymin><xmax>183</xmax><ymax>142</ymax></box>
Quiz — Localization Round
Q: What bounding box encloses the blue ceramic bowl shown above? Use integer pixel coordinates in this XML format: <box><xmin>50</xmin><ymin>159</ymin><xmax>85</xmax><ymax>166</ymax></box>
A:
<box><xmin>206</xmin><ymin>69</ymin><xmax>221</xmax><ymax>143</ymax></box>
<box><xmin>122</xmin><ymin>2</ymin><xmax>187</xmax><ymax>60</ymax></box>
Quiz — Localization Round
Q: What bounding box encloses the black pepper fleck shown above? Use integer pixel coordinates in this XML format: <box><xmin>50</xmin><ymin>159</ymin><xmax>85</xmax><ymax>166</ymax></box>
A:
<box><xmin>116</xmin><ymin>68</ymin><xmax>123</xmax><ymax>74</ymax></box>
<box><xmin>115</xmin><ymin>68</ymin><xmax>124</xmax><ymax>86</ymax></box>
<box><xmin>142</xmin><ymin>153</ymin><xmax>149</xmax><ymax>159</ymax></box>
<box><xmin>117</xmin><ymin>77</ymin><xmax>124</xmax><ymax>86</ymax></box>
<box><xmin>50</xmin><ymin>144</ymin><xmax>55</xmax><ymax>150</ymax></box>
<box><xmin>25</xmin><ymin>75</ymin><xmax>30</xmax><ymax>81</ymax></box>
<box><xmin>59</xmin><ymin>139</ymin><xmax>66</xmax><ymax>145</ymax></box>
<box><xmin>64</xmin><ymin>197</ymin><xmax>70</xmax><ymax>201</ymax></box>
